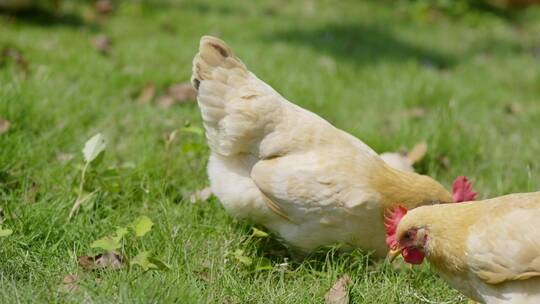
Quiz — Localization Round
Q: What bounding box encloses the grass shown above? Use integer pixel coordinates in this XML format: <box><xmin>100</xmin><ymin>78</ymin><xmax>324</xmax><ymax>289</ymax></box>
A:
<box><xmin>1</xmin><ymin>0</ymin><xmax>540</xmax><ymax>302</ymax></box>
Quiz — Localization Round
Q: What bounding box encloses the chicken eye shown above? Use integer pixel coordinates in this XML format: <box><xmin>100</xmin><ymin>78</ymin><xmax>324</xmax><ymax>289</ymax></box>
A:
<box><xmin>404</xmin><ymin>230</ymin><xmax>416</xmax><ymax>240</ymax></box>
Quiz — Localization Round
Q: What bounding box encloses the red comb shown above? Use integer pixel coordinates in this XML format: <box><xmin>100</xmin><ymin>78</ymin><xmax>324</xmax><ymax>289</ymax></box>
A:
<box><xmin>452</xmin><ymin>176</ymin><xmax>477</xmax><ymax>203</ymax></box>
<box><xmin>384</xmin><ymin>205</ymin><xmax>408</xmax><ymax>250</ymax></box>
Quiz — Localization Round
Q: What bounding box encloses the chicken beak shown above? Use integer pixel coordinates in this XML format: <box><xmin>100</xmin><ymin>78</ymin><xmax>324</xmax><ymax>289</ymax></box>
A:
<box><xmin>386</xmin><ymin>248</ymin><xmax>402</xmax><ymax>263</ymax></box>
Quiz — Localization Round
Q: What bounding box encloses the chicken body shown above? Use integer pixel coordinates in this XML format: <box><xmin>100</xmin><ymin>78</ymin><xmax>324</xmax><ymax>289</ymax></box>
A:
<box><xmin>394</xmin><ymin>192</ymin><xmax>540</xmax><ymax>303</ymax></box>
<box><xmin>191</xmin><ymin>36</ymin><xmax>453</xmax><ymax>258</ymax></box>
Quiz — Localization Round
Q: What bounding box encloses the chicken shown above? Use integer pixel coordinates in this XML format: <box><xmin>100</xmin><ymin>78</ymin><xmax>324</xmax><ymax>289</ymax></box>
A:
<box><xmin>191</xmin><ymin>36</ymin><xmax>456</xmax><ymax>258</ymax></box>
<box><xmin>385</xmin><ymin>192</ymin><xmax>540</xmax><ymax>303</ymax></box>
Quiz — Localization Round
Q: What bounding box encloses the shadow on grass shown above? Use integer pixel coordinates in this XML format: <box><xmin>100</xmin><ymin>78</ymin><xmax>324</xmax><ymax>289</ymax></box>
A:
<box><xmin>0</xmin><ymin>7</ymin><xmax>86</xmax><ymax>28</ymax></box>
<box><xmin>267</xmin><ymin>22</ymin><xmax>455</xmax><ymax>69</ymax></box>
<box><xmin>239</xmin><ymin>223</ymin><xmax>379</xmax><ymax>272</ymax></box>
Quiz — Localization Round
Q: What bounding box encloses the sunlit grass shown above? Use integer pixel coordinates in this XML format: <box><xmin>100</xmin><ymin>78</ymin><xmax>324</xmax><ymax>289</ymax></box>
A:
<box><xmin>1</xmin><ymin>0</ymin><xmax>539</xmax><ymax>302</ymax></box>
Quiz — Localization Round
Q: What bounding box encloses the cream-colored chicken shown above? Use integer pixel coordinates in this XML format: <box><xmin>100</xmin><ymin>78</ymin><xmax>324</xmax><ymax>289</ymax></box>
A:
<box><xmin>191</xmin><ymin>36</ymin><xmax>454</xmax><ymax>258</ymax></box>
<box><xmin>386</xmin><ymin>192</ymin><xmax>540</xmax><ymax>303</ymax></box>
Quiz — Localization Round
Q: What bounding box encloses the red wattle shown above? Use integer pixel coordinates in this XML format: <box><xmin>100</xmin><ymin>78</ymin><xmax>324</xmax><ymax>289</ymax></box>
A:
<box><xmin>402</xmin><ymin>247</ymin><xmax>425</xmax><ymax>264</ymax></box>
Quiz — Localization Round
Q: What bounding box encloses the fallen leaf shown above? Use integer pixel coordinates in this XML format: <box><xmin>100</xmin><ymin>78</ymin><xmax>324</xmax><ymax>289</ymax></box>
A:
<box><xmin>137</xmin><ymin>83</ymin><xmax>156</xmax><ymax>105</ymax></box>
<box><xmin>0</xmin><ymin>118</ymin><xmax>10</xmax><ymax>134</ymax></box>
<box><xmin>167</xmin><ymin>82</ymin><xmax>197</xmax><ymax>103</ymax></box>
<box><xmin>129</xmin><ymin>216</ymin><xmax>153</xmax><ymax>237</ymax></box>
<box><xmin>194</xmin><ymin>270</ymin><xmax>210</xmax><ymax>283</ymax></box>
<box><xmin>189</xmin><ymin>187</ymin><xmax>213</xmax><ymax>203</ymax></box>
<box><xmin>154</xmin><ymin>82</ymin><xmax>197</xmax><ymax>108</ymax></box>
<box><xmin>160</xmin><ymin>23</ymin><xmax>176</xmax><ymax>34</ymax></box>
<box><xmin>91</xmin><ymin>35</ymin><xmax>111</xmax><ymax>55</ymax></box>
<box><xmin>83</xmin><ymin>133</ymin><xmax>106</xmax><ymax>164</ymax></box>
<box><xmin>155</xmin><ymin>95</ymin><xmax>175</xmax><ymax>108</ymax></box>
<box><xmin>436</xmin><ymin>154</ymin><xmax>450</xmax><ymax>170</ymax></box>
<box><xmin>407</xmin><ymin>141</ymin><xmax>428</xmax><ymax>165</ymax></box>
<box><xmin>380</xmin><ymin>142</ymin><xmax>426</xmax><ymax>173</ymax></box>
<box><xmin>505</xmin><ymin>102</ymin><xmax>523</xmax><ymax>115</ymax></box>
<box><xmin>78</xmin><ymin>251</ymin><xmax>125</xmax><ymax>270</ymax></box>
<box><xmin>60</xmin><ymin>274</ymin><xmax>80</xmax><ymax>293</ymax></box>
<box><xmin>325</xmin><ymin>274</ymin><xmax>350</xmax><ymax>304</ymax></box>
<box><xmin>222</xmin><ymin>297</ymin><xmax>233</xmax><ymax>304</ymax></box>
<box><xmin>95</xmin><ymin>0</ymin><xmax>113</xmax><ymax>14</ymax></box>
<box><xmin>402</xmin><ymin>107</ymin><xmax>426</xmax><ymax>119</ymax></box>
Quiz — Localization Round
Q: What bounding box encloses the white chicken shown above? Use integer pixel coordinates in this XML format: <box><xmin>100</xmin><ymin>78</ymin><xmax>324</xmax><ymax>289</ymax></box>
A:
<box><xmin>191</xmin><ymin>36</ymin><xmax>455</xmax><ymax>258</ymax></box>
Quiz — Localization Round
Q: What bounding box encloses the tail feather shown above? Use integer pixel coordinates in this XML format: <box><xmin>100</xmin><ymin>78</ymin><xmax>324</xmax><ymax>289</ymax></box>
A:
<box><xmin>191</xmin><ymin>36</ymin><xmax>283</xmax><ymax>156</ymax></box>
<box><xmin>191</xmin><ymin>36</ymin><xmax>247</xmax><ymax>90</ymax></box>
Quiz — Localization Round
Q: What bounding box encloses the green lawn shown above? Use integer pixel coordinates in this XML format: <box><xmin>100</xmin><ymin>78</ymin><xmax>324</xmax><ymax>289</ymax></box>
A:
<box><xmin>1</xmin><ymin>0</ymin><xmax>540</xmax><ymax>302</ymax></box>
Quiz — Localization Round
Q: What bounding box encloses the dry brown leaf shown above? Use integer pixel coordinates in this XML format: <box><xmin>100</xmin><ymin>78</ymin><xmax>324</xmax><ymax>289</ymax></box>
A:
<box><xmin>222</xmin><ymin>297</ymin><xmax>233</xmax><ymax>304</ymax></box>
<box><xmin>402</xmin><ymin>107</ymin><xmax>426</xmax><ymax>119</ymax></box>
<box><xmin>325</xmin><ymin>274</ymin><xmax>350</xmax><ymax>304</ymax></box>
<box><xmin>407</xmin><ymin>141</ymin><xmax>428</xmax><ymax>165</ymax></box>
<box><xmin>195</xmin><ymin>270</ymin><xmax>211</xmax><ymax>283</ymax></box>
<box><xmin>505</xmin><ymin>102</ymin><xmax>523</xmax><ymax>115</ymax></box>
<box><xmin>380</xmin><ymin>142</ymin><xmax>427</xmax><ymax>173</ymax></box>
<box><xmin>155</xmin><ymin>95</ymin><xmax>175</xmax><ymax>108</ymax></box>
<box><xmin>78</xmin><ymin>252</ymin><xmax>125</xmax><ymax>271</ymax></box>
<box><xmin>189</xmin><ymin>187</ymin><xmax>213</xmax><ymax>203</ymax></box>
<box><xmin>154</xmin><ymin>82</ymin><xmax>197</xmax><ymax>108</ymax></box>
<box><xmin>91</xmin><ymin>35</ymin><xmax>111</xmax><ymax>55</ymax></box>
<box><xmin>0</xmin><ymin>118</ymin><xmax>10</xmax><ymax>134</ymax></box>
<box><xmin>160</xmin><ymin>23</ymin><xmax>177</xmax><ymax>34</ymax></box>
<box><xmin>168</xmin><ymin>82</ymin><xmax>197</xmax><ymax>102</ymax></box>
<box><xmin>137</xmin><ymin>83</ymin><xmax>156</xmax><ymax>105</ymax></box>
<box><xmin>436</xmin><ymin>154</ymin><xmax>450</xmax><ymax>170</ymax></box>
<box><xmin>60</xmin><ymin>274</ymin><xmax>80</xmax><ymax>293</ymax></box>
<box><xmin>95</xmin><ymin>0</ymin><xmax>113</xmax><ymax>14</ymax></box>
